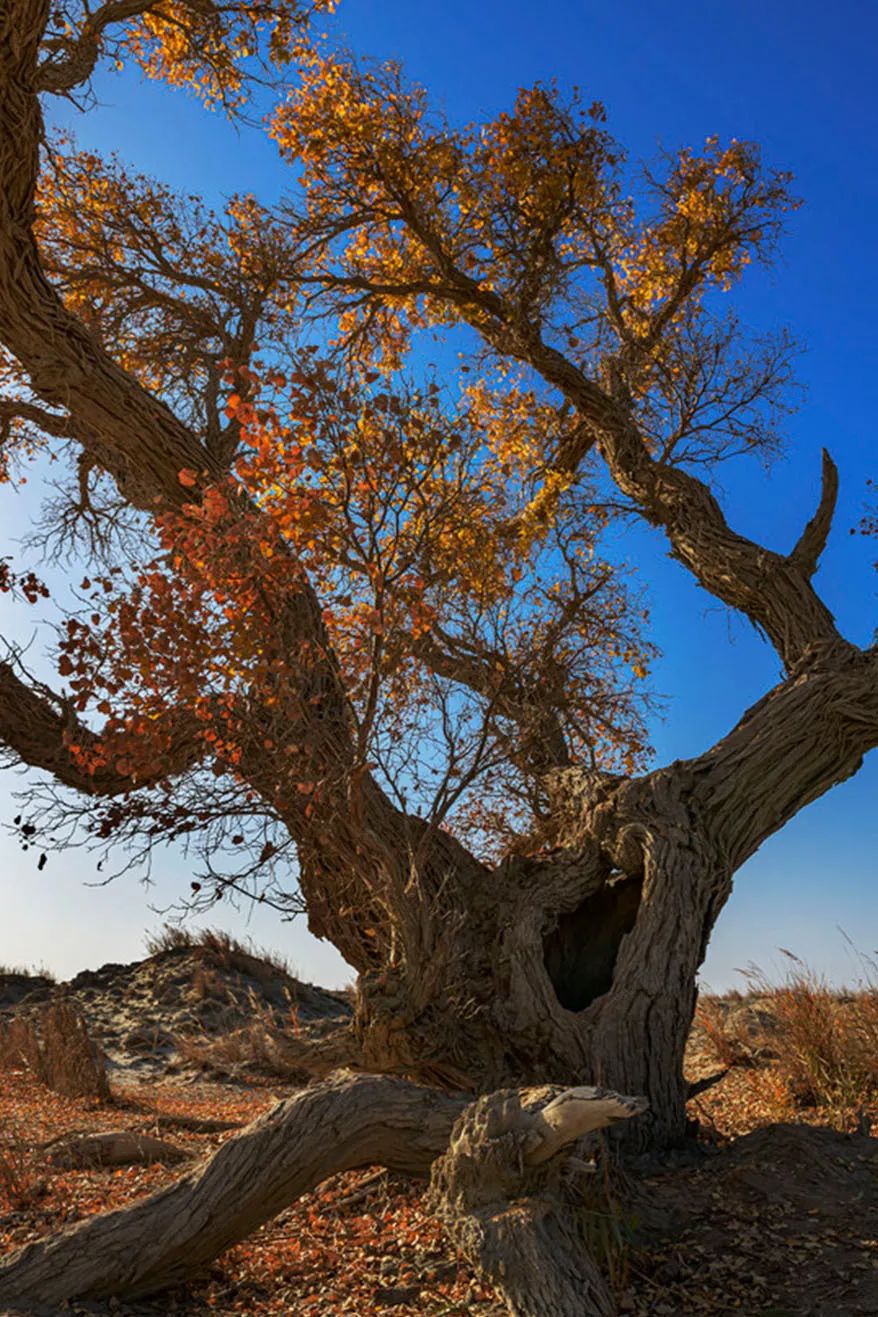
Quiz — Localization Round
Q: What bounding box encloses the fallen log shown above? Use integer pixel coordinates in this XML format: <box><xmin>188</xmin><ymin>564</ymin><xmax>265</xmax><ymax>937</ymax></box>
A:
<box><xmin>0</xmin><ymin>1070</ymin><xmax>646</xmax><ymax>1316</ymax></box>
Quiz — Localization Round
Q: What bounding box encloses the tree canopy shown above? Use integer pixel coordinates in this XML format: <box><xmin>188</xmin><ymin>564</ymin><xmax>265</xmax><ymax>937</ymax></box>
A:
<box><xmin>0</xmin><ymin>2</ymin><xmax>814</xmax><ymax>915</ymax></box>
<box><xmin>1</xmin><ymin>9</ymin><xmax>878</xmax><ymax>1307</ymax></box>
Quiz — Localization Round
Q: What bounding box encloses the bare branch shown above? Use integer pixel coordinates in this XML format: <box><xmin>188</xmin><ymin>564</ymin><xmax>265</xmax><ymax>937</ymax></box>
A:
<box><xmin>414</xmin><ymin>627</ymin><xmax>571</xmax><ymax>772</ymax></box>
<box><xmin>0</xmin><ymin>395</ymin><xmax>75</xmax><ymax>440</ymax></box>
<box><xmin>789</xmin><ymin>448</ymin><xmax>839</xmax><ymax>577</ymax></box>
<box><xmin>0</xmin><ymin>8</ymin><xmax>495</xmax><ymax>985</ymax></box>
<box><xmin>37</xmin><ymin>0</ymin><xmax>150</xmax><ymax>94</ymax></box>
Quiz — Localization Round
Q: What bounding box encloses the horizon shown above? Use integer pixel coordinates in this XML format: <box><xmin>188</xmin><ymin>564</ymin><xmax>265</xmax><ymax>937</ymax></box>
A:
<box><xmin>1</xmin><ymin>0</ymin><xmax>876</xmax><ymax>992</ymax></box>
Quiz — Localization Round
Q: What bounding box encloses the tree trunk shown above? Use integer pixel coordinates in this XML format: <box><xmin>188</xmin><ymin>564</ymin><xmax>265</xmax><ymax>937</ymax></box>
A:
<box><xmin>0</xmin><ymin>1072</ymin><xmax>644</xmax><ymax>1314</ymax></box>
<box><xmin>353</xmin><ymin>642</ymin><xmax>878</xmax><ymax>1153</ymax></box>
<box><xmin>352</xmin><ymin>777</ymin><xmax>707</xmax><ymax>1152</ymax></box>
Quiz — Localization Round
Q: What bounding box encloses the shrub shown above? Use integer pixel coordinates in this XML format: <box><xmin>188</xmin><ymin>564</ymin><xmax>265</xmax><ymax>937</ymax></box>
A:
<box><xmin>0</xmin><ymin>1129</ymin><xmax>46</xmax><ymax>1212</ymax></box>
<box><xmin>143</xmin><ymin>924</ymin><xmax>196</xmax><ymax>955</ymax></box>
<box><xmin>175</xmin><ymin>989</ymin><xmax>307</xmax><ymax>1079</ymax></box>
<box><xmin>742</xmin><ymin>951</ymin><xmax>878</xmax><ymax>1110</ymax></box>
<box><xmin>0</xmin><ymin>962</ymin><xmax>57</xmax><ymax>981</ymax></box>
<box><xmin>0</xmin><ymin>1000</ymin><xmax>111</xmax><ymax>1102</ymax></box>
<box><xmin>171</xmin><ymin>989</ymin><xmax>352</xmax><ymax>1082</ymax></box>
<box><xmin>694</xmin><ymin>996</ymin><xmax>756</xmax><ymax>1069</ymax></box>
<box><xmin>145</xmin><ymin>924</ymin><xmax>296</xmax><ymax>981</ymax></box>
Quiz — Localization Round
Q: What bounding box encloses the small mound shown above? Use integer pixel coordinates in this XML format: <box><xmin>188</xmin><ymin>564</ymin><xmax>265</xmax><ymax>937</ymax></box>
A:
<box><xmin>0</xmin><ymin>973</ymin><xmax>56</xmax><ymax>1011</ymax></box>
<box><xmin>0</xmin><ymin>941</ymin><xmax>351</xmax><ymax>1079</ymax></box>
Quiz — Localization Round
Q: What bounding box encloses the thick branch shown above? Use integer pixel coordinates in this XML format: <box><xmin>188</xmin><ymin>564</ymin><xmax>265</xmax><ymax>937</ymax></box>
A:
<box><xmin>0</xmin><ymin>396</ymin><xmax>75</xmax><ymax>441</ymax></box>
<box><xmin>0</xmin><ymin>661</ymin><xmax>201</xmax><ymax>795</ymax></box>
<box><xmin>0</xmin><ymin>1</ymin><xmax>488</xmax><ymax>973</ymax></box>
<box><xmin>0</xmin><ymin>0</ymin><xmax>216</xmax><ymax>512</ymax></box>
<box><xmin>0</xmin><ymin>1072</ymin><xmax>646</xmax><ymax>1310</ymax></box>
<box><xmin>36</xmin><ymin>0</ymin><xmax>152</xmax><ymax>94</ymax></box>
<box><xmin>519</xmin><ymin>336</ymin><xmax>839</xmax><ymax>670</ymax></box>
<box><xmin>0</xmin><ymin>1072</ymin><xmax>467</xmax><ymax>1303</ymax></box>
<box><xmin>695</xmin><ymin>640</ymin><xmax>878</xmax><ymax>869</ymax></box>
<box><xmin>415</xmin><ymin>627</ymin><xmax>570</xmax><ymax>771</ymax></box>
<box><xmin>430</xmin><ymin>1086</ymin><xmax>647</xmax><ymax>1317</ymax></box>
<box><xmin>554</xmin><ymin>643</ymin><xmax>878</xmax><ymax>922</ymax></box>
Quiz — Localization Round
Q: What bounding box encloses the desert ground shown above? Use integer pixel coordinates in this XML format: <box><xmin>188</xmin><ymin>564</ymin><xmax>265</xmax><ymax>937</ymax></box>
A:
<box><xmin>0</xmin><ymin>933</ymin><xmax>874</xmax><ymax>1317</ymax></box>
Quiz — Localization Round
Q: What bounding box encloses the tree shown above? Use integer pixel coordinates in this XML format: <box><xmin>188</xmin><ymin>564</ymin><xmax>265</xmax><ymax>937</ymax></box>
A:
<box><xmin>0</xmin><ymin>2</ymin><xmax>876</xmax><ymax>1311</ymax></box>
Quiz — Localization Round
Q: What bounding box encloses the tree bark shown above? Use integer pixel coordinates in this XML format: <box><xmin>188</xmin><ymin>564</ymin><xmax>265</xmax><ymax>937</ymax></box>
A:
<box><xmin>0</xmin><ymin>1072</ymin><xmax>645</xmax><ymax>1314</ymax></box>
<box><xmin>0</xmin><ymin>0</ymin><xmax>485</xmax><ymax>981</ymax></box>
<box><xmin>0</xmin><ymin>1072</ymin><xmax>466</xmax><ymax>1303</ymax></box>
<box><xmin>353</xmin><ymin>641</ymin><xmax>878</xmax><ymax>1150</ymax></box>
<box><xmin>1</xmin><ymin>0</ymin><xmax>878</xmax><ymax>1193</ymax></box>
<box><xmin>430</xmin><ymin>1087</ymin><xmax>646</xmax><ymax>1317</ymax></box>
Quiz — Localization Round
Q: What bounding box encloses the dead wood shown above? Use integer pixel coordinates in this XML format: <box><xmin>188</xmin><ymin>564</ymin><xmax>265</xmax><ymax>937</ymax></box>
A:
<box><xmin>43</xmin><ymin>1132</ymin><xmax>188</xmax><ymax>1170</ymax></box>
<box><xmin>0</xmin><ymin>1072</ymin><xmax>646</xmax><ymax>1315</ymax></box>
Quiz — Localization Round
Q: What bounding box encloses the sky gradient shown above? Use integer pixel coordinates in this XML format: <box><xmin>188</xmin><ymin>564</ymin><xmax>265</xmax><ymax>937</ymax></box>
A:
<box><xmin>0</xmin><ymin>0</ymin><xmax>875</xmax><ymax>991</ymax></box>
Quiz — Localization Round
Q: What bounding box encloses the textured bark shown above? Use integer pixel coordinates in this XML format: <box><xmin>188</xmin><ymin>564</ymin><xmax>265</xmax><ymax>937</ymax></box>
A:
<box><xmin>353</xmin><ymin>638</ymin><xmax>878</xmax><ymax>1150</ymax></box>
<box><xmin>0</xmin><ymin>1</ymin><xmax>214</xmax><ymax>513</ymax></box>
<box><xmin>0</xmin><ymin>661</ymin><xmax>201</xmax><ymax>795</ymax></box>
<box><xmin>430</xmin><ymin>1086</ymin><xmax>646</xmax><ymax>1317</ymax></box>
<box><xmin>0</xmin><ymin>0</ymin><xmax>482</xmax><ymax>979</ymax></box>
<box><xmin>0</xmin><ymin>1074</ymin><xmax>645</xmax><ymax>1311</ymax></box>
<box><xmin>1</xmin><ymin>0</ymin><xmax>877</xmax><ymax>1192</ymax></box>
<box><xmin>0</xmin><ymin>1072</ymin><xmax>466</xmax><ymax>1303</ymax></box>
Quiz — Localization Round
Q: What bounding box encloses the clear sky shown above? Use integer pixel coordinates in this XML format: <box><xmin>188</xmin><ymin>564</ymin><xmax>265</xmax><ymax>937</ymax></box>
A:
<box><xmin>0</xmin><ymin>0</ymin><xmax>875</xmax><ymax>991</ymax></box>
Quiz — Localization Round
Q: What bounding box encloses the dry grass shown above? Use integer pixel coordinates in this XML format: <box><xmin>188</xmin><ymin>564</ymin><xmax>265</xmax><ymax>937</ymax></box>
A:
<box><xmin>0</xmin><ymin>962</ymin><xmax>56</xmax><ymax>982</ymax></box>
<box><xmin>175</xmin><ymin>989</ymin><xmax>309</xmax><ymax>1080</ymax></box>
<box><xmin>190</xmin><ymin>963</ymin><xmax>227</xmax><ymax>1003</ymax></box>
<box><xmin>696</xmin><ymin>948</ymin><xmax>878</xmax><ymax>1117</ymax></box>
<box><xmin>694</xmin><ymin>996</ymin><xmax>756</xmax><ymax>1069</ymax></box>
<box><xmin>0</xmin><ymin>1001</ymin><xmax>111</xmax><ymax>1102</ymax></box>
<box><xmin>142</xmin><ymin>924</ymin><xmax>195</xmax><ymax>956</ymax></box>
<box><xmin>144</xmin><ymin>924</ymin><xmax>297</xmax><ymax>983</ymax></box>
<box><xmin>745</xmin><ymin>953</ymin><xmax>878</xmax><ymax>1110</ymax></box>
<box><xmin>0</xmin><ymin>1127</ymin><xmax>46</xmax><ymax>1212</ymax></box>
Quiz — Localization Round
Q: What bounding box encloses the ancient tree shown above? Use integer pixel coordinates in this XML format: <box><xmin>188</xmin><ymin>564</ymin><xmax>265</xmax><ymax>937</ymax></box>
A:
<box><xmin>0</xmin><ymin>2</ymin><xmax>875</xmax><ymax>1310</ymax></box>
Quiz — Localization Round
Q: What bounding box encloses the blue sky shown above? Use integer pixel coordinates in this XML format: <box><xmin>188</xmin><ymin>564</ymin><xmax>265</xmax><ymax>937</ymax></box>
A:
<box><xmin>0</xmin><ymin>0</ymin><xmax>875</xmax><ymax>989</ymax></box>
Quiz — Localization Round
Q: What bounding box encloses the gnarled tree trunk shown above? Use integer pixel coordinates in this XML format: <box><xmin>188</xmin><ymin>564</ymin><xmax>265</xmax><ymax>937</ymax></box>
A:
<box><xmin>1</xmin><ymin>5</ymin><xmax>878</xmax><ymax>1311</ymax></box>
<box><xmin>0</xmin><ymin>1073</ymin><xmax>465</xmax><ymax>1303</ymax></box>
<box><xmin>352</xmin><ymin>639</ymin><xmax>878</xmax><ymax>1151</ymax></box>
<box><xmin>430</xmin><ymin>1086</ymin><xmax>647</xmax><ymax>1317</ymax></box>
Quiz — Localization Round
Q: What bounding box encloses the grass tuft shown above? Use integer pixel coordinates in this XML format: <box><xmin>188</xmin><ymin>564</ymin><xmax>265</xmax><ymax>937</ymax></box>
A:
<box><xmin>144</xmin><ymin>924</ymin><xmax>296</xmax><ymax>981</ymax></box>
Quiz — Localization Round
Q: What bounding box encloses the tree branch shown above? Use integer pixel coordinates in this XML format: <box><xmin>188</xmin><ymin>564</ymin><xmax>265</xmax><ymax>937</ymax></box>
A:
<box><xmin>0</xmin><ymin>1071</ymin><xmax>646</xmax><ymax>1312</ymax></box>
<box><xmin>414</xmin><ymin>627</ymin><xmax>571</xmax><ymax>772</ymax></box>
<box><xmin>0</xmin><ymin>0</ymin><xmax>216</xmax><ymax>511</ymax></box>
<box><xmin>492</xmin><ymin>332</ymin><xmax>842</xmax><ymax>671</ymax></box>
<box><xmin>0</xmin><ymin>659</ymin><xmax>202</xmax><ymax>795</ymax></box>
<box><xmin>0</xmin><ymin>1</ymin><xmax>488</xmax><ymax>975</ymax></box>
<box><xmin>789</xmin><ymin>448</ymin><xmax>839</xmax><ymax>577</ymax></box>
<box><xmin>695</xmin><ymin>640</ymin><xmax>878</xmax><ymax>870</ymax></box>
<box><xmin>0</xmin><ymin>1072</ymin><xmax>467</xmax><ymax>1303</ymax></box>
<box><xmin>0</xmin><ymin>396</ymin><xmax>75</xmax><ymax>441</ymax></box>
<box><xmin>36</xmin><ymin>0</ymin><xmax>151</xmax><ymax>95</ymax></box>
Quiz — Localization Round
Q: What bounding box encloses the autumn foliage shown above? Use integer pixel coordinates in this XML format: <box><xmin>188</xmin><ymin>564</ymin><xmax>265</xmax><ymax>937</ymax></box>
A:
<box><xmin>0</xmin><ymin>22</ymin><xmax>805</xmax><ymax>895</ymax></box>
